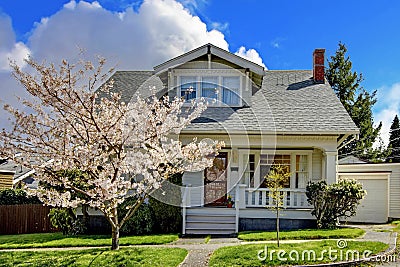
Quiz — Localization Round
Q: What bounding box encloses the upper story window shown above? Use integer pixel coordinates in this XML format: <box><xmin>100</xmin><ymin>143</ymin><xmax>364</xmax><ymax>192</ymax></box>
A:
<box><xmin>180</xmin><ymin>76</ymin><xmax>197</xmax><ymax>101</ymax></box>
<box><xmin>222</xmin><ymin>77</ymin><xmax>240</xmax><ymax>105</ymax></box>
<box><xmin>176</xmin><ymin>69</ymin><xmax>244</xmax><ymax>107</ymax></box>
<box><xmin>201</xmin><ymin>76</ymin><xmax>218</xmax><ymax>100</ymax></box>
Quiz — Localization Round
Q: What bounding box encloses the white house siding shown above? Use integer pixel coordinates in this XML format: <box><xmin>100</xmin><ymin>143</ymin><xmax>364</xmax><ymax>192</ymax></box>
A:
<box><xmin>389</xmin><ymin>165</ymin><xmax>400</xmax><ymax>218</ymax></box>
<box><xmin>182</xmin><ymin>171</ymin><xmax>204</xmax><ymax>207</ymax></box>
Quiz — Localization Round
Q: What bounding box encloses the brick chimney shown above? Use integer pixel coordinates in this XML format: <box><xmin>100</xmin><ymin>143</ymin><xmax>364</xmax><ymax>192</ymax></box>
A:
<box><xmin>313</xmin><ymin>49</ymin><xmax>325</xmax><ymax>83</ymax></box>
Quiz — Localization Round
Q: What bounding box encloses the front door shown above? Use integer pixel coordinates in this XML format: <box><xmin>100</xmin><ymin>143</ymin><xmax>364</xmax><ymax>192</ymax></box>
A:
<box><xmin>204</xmin><ymin>152</ymin><xmax>228</xmax><ymax>206</ymax></box>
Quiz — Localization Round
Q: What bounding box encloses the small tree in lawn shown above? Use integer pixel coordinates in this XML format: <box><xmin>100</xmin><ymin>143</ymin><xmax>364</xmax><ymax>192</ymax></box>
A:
<box><xmin>0</xmin><ymin>57</ymin><xmax>223</xmax><ymax>250</ymax></box>
<box><xmin>263</xmin><ymin>165</ymin><xmax>290</xmax><ymax>247</ymax></box>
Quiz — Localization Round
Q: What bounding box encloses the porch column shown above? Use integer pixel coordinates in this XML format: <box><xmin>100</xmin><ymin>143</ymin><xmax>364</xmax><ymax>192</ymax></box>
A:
<box><xmin>324</xmin><ymin>151</ymin><xmax>338</xmax><ymax>184</ymax></box>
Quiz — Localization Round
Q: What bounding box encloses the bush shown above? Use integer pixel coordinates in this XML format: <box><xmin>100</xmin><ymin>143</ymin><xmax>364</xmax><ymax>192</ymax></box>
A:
<box><xmin>149</xmin><ymin>173</ymin><xmax>182</xmax><ymax>234</ymax></box>
<box><xmin>306</xmin><ymin>180</ymin><xmax>366</xmax><ymax>229</ymax></box>
<box><xmin>49</xmin><ymin>208</ymin><xmax>87</xmax><ymax>235</ymax></box>
<box><xmin>119</xmin><ymin>173</ymin><xmax>183</xmax><ymax>235</ymax></box>
<box><xmin>119</xmin><ymin>199</ymin><xmax>154</xmax><ymax>236</ymax></box>
<box><xmin>149</xmin><ymin>197</ymin><xmax>182</xmax><ymax>234</ymax></box>
<box><xmin>0</xmin><ymin>188</ymin><xmax>41</xmax><ymax>205</ymax></box>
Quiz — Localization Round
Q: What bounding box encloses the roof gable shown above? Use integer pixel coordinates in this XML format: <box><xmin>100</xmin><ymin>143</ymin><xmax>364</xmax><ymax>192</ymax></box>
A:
<box><xmin>153</xmin><ymin>43</ymin><xmax>265</xmax><ymax>76</ymax></box>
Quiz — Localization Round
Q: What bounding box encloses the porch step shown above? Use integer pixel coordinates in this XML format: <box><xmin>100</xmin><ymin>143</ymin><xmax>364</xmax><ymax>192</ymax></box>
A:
<box><xmin>185</xmin><ymin>229</ymin><xmax>236</xmax><ymax>235</ymax></box>
<box><xmin>184</xmin><ymin>207</ymin><xmax>236</xmax><ymax>235</ymax></box>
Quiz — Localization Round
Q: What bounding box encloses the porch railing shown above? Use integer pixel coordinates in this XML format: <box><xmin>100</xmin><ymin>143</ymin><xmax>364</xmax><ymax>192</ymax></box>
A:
<box><xmin>244</xmin><ymin>188</ymin><xmax>311</xmax><ymax>209</ymax></box>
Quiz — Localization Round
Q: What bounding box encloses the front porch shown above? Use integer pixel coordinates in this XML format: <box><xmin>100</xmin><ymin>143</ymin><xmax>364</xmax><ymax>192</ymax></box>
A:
<box><xmin>182</xmin><ymin>185</ymin><xmax>313</xmax><ymax>235</ymax></box>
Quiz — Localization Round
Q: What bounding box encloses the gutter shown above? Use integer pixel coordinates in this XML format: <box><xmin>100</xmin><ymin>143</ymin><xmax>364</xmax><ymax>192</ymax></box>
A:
<box><xmin>337</xmin><ymin>134</ymin><xmax>359</xmax><ymax>150</ymax></box>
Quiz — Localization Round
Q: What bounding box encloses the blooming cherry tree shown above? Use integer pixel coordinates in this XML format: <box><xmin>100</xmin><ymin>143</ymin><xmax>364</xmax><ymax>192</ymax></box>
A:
<box><xmin>0</xmin><ymin>57</ymin><xmax>223</xmax><ymax>250</ymax></box>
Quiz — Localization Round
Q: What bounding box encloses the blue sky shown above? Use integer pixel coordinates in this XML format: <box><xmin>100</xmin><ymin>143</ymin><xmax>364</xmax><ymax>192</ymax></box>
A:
<box><xmin>1</xmin><ymin>0</ymin><xmax>400</xmax><ymax>144</ymax></box>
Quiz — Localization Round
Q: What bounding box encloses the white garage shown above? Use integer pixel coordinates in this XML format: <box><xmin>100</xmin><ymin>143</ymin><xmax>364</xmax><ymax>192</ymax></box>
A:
<box><xmin>338</xmin><ymin>172</ymin><xmax>389</xmax><ymax>224</ymax></box>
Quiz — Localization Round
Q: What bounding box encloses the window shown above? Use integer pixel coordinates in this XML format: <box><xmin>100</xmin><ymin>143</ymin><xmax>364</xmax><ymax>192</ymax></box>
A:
<box><xmin>295</xmin><ymin>155</ymin><xmax>309</xmax><ymax>188</ymax></box>
<box><xmin>180</xmin><ymin>76</ymin><xmax>197</xmax><ymax>100</ymax></box>
<box><xmin>222</xmin><ymin>76</ymin><xmax>240</xmax><ymax>105</ymax></box>
<box><xmin>176</xmin><ymin>70</ymin><xmax>243</xmax><ymax>106</ymax></box>
<box><xmin>242</xmin><ymin>154</ymin><xmax>255</xmax><ymax>187</ymax></box>
<box><xmin>241</xmin><ymin>152</ymin><xmax>311</xmax><ymax>189</ymax></box>
<box><xmin>201</xmin><ymin>76</ymin><xmax>218</xmax><ymax>100</ymax></box>
<box><xmin>260</xmin><ymin>154</ymin><xmax>291</xmax><ymax>188</ymax></box>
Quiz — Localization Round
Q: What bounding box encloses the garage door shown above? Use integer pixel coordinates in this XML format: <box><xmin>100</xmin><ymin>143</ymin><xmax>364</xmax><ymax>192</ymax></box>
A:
<box><xmin>339</xmin><ymin>174</ymin><xmax>388</xmax><ymax>224</ymax></box>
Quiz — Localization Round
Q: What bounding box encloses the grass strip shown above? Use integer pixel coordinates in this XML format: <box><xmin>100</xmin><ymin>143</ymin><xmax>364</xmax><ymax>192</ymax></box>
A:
<box><xmin>209</xmin><ymin>240</ymin><xmax>387</xmax><ymax>266</ymax></box>
<box><xmin>0</xmin><ymin>247</ymin><xmax>187</xmax><ymax>267</ymax></box>
<box><xmin>0</xmin><ymin>233</ymin><xmax>178</xmax><ymax>249</ymax></box>
<box><xmin>238</xmin><ymin>228</ymin><xmax>365</xmax><ymax>241</ymax></box>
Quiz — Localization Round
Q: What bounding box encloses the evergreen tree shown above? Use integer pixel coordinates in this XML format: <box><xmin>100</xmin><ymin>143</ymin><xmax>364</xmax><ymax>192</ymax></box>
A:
<box><xmin>387</xmin><ymin>115</ymin><xmax>400</xmax><ymax>162</ymax></box>
<box><xmin>326</xmin><ymin>42</ymin><xmax>382</xmax><ymax>160</ymax></box>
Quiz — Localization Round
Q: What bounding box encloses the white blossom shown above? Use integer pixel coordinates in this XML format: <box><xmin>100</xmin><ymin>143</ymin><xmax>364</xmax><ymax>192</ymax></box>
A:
<box><xmin>0</xmin><ymin>57</ymin><xmax>223</xmax><ymax>249</ymax></box>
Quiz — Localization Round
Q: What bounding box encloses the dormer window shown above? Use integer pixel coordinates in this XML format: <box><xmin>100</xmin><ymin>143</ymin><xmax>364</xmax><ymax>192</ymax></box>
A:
<box><xmin>176</xmin><ymin>70</ymin><xmax>244</xmax><ymax>107</ymax></box>
<box><xmin>222</xmin><ymin>76</ymin><xmax>240</xmax><ymax>105</ymax></box>
<box><xmin>180</xmin><ymin>76</ymin><xmax>197</xmax><ymax>100</ymax></box>
<box><xmin>201</xmin><ymin>76</ymin><xmax>218</xmax><ymax>100</ymax></box>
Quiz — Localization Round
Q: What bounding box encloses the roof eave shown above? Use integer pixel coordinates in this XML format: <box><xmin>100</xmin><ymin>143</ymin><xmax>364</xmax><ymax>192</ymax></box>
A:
<box><xmin>153</xmin><ymin>43</ymin><xmax>265</xmax><ymax>76</ymax></box>
<box><xmin>180</xmin><ymin>129</ymin><xmax>360</xmax><ymax>135</ymax></box>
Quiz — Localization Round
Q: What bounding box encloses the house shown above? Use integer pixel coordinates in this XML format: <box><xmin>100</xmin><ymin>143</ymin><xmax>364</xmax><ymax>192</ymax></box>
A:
<box><xmin>0</xmin><ymin>158</ymin><xmax>37</xmax><ymax>189</ymax></box>
<box><xmin>109</xmin><ymin>43</ymin><xmax>359</xmax><ymax>235</ymax></box>
<box><xmin>338</xmin><ymin>157</ymin><xmax>400</xmax><ymax>224</ymax></box>
<box><xmin>0</xmin><ymin>169</ymin><xmax>14</xmax><ymax>189</ymax></box>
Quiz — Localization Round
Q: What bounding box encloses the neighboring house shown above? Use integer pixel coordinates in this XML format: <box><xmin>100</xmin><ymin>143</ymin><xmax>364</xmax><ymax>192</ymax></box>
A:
<box><xmin>109</xmin><ymin>44</ymin><xmax>359</xmax><ymax>235</ymax></box>
<box><xmin>338</xmin><ymin>156</ymin><xmax>400</xmax><ymax>224</ymax></box>
<box><xmin>0</xmin><ymin>169</ymin><xmax>14</xmax><ymax>189</ymax></box>
<box><xmin>0</xmin><ymin>158</ymin><xmax>37</xmax><ymax>189</ymax></box>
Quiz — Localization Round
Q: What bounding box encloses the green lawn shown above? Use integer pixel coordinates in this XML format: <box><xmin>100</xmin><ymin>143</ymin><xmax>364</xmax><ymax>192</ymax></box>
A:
<box><xmin>0</xmin><ymin>247</ymin><xmax>187</xmax><ymax>267</ymax></box>
<box><xmin>0</xmin><ymin>233</ymin><xmax>179</xmax><ymax>249</ymax></box>
<box><xmin>238</xmin><ymin>228</ymin><xmax>365</xmax><ymax>241</ymax></box>
<box><xmin>209</xmin><ymin>240</ymin><xmax>387</xmax><ymax>266</ymax></box>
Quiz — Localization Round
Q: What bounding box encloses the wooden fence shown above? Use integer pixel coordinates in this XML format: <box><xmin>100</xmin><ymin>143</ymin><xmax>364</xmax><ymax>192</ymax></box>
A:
<box><xmin>0</xmin><ymin>204</ymin><xmax>57</xmax><ymax>235</ymax></box>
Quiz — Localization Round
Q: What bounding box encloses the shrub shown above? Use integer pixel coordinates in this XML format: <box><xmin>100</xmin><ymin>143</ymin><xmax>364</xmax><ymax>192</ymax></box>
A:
<box><xmin>49</xmin><ymin>208</ymin><xmax>87</xmax><ymax>235</ymax></box>
<box><xmin>149</xmin><ymin>173</ymin><xmax>182</xmax><ymax>234</ymax></box>
<box><xmin>149</xmin><ymin>197</ymin><xmax>182</xmax><ymax>234</ymax></box>
<box><xmin>119</xmin><ymin>173</ymin><xmax>183</xmax><ymax>235</ymax></box>
<box><xmin>119</xmin><ymin>198</ymin><xmax>154</xmax><ymax>236</ymax></box>
<box><xmin>306</xmin><ymin>179</ymin><xmax>366</xmax><ymax>229</ymax></box>
<box><xmin>0</xmin><ymin>188</ymin><xmax>41</xmax><ymax>205</ymax></box>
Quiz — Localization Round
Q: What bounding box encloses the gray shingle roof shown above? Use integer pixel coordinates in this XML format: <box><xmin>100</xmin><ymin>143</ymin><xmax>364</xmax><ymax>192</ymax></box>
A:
<box><xmin>108</xmin><ymin>70</ymin><xmax>358</xmax><ymax>134</ymax></box>
<box><xmin>101</xmin><ymin>71</ymin><xmax>164</xmax><ymax>104</ymax></box>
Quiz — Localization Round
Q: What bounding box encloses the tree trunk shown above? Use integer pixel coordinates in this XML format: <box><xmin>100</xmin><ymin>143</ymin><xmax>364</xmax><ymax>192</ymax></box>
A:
<box><xmin>111</xmin><ymin>226</ymin><xmax>120</xmax><ymax>250</ymax></box>
<box><xmin>276</xmin><ymin>208</ymin><xmax>280</xmax><ymax>247</ymax></box>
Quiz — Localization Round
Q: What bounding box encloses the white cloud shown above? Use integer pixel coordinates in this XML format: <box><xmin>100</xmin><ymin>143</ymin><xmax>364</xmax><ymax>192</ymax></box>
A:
<box><xmin>27</xmin><ymin>0</ymin><xmax>230</xmax><ymax>69</ymax></box>
<box><xmin>0</xmin><ymin>42</ymin><xmax>31</xmax><ymax>71</ymax></box>
<box><xmin>235</xmin><ymin>46</ymin><xmax>266</xmax><ymax>68</ymax></box>
<box><xmin>0</xmin><ymin>14</ymin><xmax>30</xmax><ymax>71</ymax></box>
<box><xmin>373</xmin><ymin>82</ymin><xmax>400</xmax><ymax>146</ymax></box>
<box><xmin>210</xmin><ymin>21</ymin><xmax>229</xmax><ymax>32</ymax></box>
<box><xmin>0</xmin><ymin>0</ymin><xmax>266</xmax><ymax>128</ymax></box>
